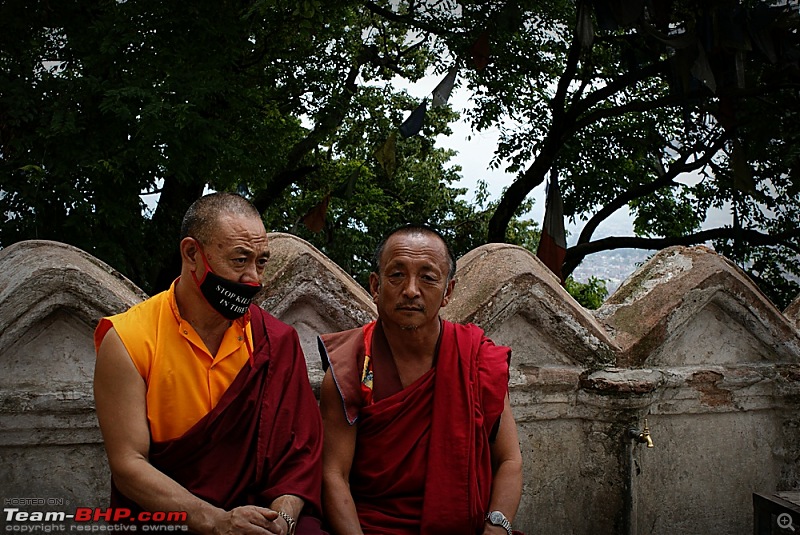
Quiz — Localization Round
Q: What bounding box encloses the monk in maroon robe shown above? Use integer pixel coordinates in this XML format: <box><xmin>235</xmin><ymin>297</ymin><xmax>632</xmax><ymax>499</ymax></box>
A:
<box><xmin>106</xmin><ymin>306</ymin><xmax>324</xmax><ymax>534</ymax></box>
<box><xmin>95</xmin><ymin>193</ymin><xmax>324</xmax><ymax>535</ymax></box>
<box><xmin>320</xmin><ymin>226</ymin><xmax>523</xmax><ymax>535</ymax></box>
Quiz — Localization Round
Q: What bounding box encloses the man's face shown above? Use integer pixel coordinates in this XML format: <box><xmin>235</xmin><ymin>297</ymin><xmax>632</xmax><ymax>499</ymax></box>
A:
<box><xmin>369</xmin><ymin>232</ymin><xmax>455</xmax><ymax>331</ymax></box>
<box><xmin>198</xmin><ymin>214</ymin><xmax>270</xmax><ymax>284</ymax></box>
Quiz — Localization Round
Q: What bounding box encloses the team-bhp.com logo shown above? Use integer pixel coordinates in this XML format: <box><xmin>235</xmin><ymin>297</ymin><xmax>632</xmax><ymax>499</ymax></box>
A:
<box><xmin>4</xmin><ymin>507</ymin><xmax>188</xmax><ymax>532</ymax></box>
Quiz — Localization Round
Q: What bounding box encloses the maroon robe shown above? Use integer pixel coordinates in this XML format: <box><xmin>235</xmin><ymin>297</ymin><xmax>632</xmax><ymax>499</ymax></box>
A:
<box><xmin>111</xmin><ymin>305</ymin><xmax>324</xmax><ymax>533</ymax></box>
<box><xmin>319</xmin><ymin>320</ymin><xmax>510</xmax><ymax>535</ymax></box>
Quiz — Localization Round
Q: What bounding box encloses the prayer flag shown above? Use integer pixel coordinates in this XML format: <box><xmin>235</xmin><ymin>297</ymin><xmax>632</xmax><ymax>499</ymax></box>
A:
<box><xmin>577</xmin><ymin>2</ymin><xmax>594</xmax><ymax>49</ymax></box>
<box><xmin>432</xmin><ymin>66</ymin><xmax>459</xmax><ymax>108</ymax></box>
<box><xmin>690</xmin><ymin>44</ymin><xmax>717</xmax><ymax>93</ymax></box>
<box><xmin>301</xmin><ymin>194</ymin><xmax>330</xmax><ymax>233</ymax></box>
<box><xmin>536</xmin><ymin>172</ymin><xmax>567</xmax><ymax>282</ymax></box>
<box><xmin>374</xmin><ymin>132</ymin><xmax>397</xmax><ymax>178</ymax></box>
<box><xmin>731</xmin><ymin>139</ymin><xmax>757</xmax><ymax>196</ymax></box>
<box><xmin>399</xmin><ymin>100</ymin><xmax>428</xmax><ymax>138</ymax></box>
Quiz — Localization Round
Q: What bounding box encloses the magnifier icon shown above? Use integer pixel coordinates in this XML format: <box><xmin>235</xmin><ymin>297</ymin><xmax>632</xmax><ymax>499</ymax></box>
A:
<box><xmin>779</xmin><ymin>513</ymin><xmax>796</xmax><ymax>531</ymax></box>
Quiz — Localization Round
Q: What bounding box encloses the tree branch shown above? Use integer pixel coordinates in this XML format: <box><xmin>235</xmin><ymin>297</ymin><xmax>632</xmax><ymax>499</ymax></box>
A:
<box><xmin>569</xmin><ymin>92</ymin><xmax>698</xmax><ymax>136</ymax></box>
<box><xmin>252</xmin><ymin>58</ymin><xmax>363</xmax><ymax>213</ymax></box>
<box><xmin>551</xmin><ymin>4</ymin><xmax>585</xmax><ymax>122</ymax></box>
<box><xmin>573</xmin><ymin>132</ymin><xmax>729</xmax><ymax>248</ymax></box>
<box><xmin>570</xmin><ymin>80</ymin><xmax>800</xmax><ymax>137</ymax></box>
<box><xmin>569</xmin><ymin>59</ymin><xmax>669</xmax><ymax>119</ymax></box>
<box><xmin>486</xmin><ymin>2</ymin><xmax>584</xmax><ymax>243</ymax></box>
<box><xmin>486</xmin><ymin>131</ymin><xmax>563</xmax><ymax>243</ymax></box>
<box><xmin>562</xmin><ymin>227</ymin><xmax>800</xmax><ymax>279</ymax></box>
<box><xmin>361</xmin><ymin>0</ymin><xmax>458</xmax><ymax>37</ymax></box>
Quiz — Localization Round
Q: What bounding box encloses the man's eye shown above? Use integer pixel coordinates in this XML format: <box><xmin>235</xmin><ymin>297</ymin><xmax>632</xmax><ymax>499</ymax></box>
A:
<box><xmin>257</xmin><ymin>258</ymin><xmax>269</xmax><ymax>268</ymax></box>
<box><xmin>233</xmin><ymin>258</ymin><xmax>247</xmax><ymax>265</ymax></box>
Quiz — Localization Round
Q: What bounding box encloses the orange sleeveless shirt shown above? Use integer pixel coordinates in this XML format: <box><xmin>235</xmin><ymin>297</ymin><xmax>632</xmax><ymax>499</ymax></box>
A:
<box><xmin>94</xmin><ymin>281</ymin><xmax>253</xmax><ymax>442</ymax></box>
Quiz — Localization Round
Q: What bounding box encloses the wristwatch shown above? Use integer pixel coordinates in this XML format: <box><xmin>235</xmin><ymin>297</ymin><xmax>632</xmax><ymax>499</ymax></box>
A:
<box><xmin>485</xmin><ymin>510</ymin><xmax>512</xmax><ymax>535</ymax></box>
<box><xmin>277</xmin><ymin>511</ymin><xmax>296</xmax><ymax>535</ymax></box>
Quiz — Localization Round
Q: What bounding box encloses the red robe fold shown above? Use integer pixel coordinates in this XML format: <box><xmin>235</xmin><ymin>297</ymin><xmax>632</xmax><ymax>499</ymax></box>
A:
<box><xmin>319</xmin><ymin>320</ymin><xmax>510</xmax><ymax>535</ymax></box>
<box><xmin>111</xmin><ymin>305</ymin><xmax>324</xmax><ymax>533</ymax></box>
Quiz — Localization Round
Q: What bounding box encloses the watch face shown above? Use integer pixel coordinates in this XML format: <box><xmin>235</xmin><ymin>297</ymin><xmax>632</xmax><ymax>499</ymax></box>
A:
<box><xmin>489</xmin><ymin>511</ymin><xmax>505</xmax><ymax>524</ymax></box>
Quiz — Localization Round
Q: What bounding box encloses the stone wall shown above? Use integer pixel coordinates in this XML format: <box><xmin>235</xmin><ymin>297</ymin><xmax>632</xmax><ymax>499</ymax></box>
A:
<box><xmin>0</xmin><ymin>240</ymin><xmax>146</xmax><ymax>510</ymax></box>
<box><xmin>1</xmin><ymin>236</ymin><xmax>798</xmax><ymax>534</ymax></box>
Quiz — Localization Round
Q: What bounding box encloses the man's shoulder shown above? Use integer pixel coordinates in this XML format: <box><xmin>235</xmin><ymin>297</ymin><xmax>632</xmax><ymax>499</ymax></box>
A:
<box><xmin>444</xmin><ymin>319</ymin><xmax>510</xmax><ymax>360</ymax></box>
<box><xmin>317</xmin><ymin>325</ymin><xmax>367</xmax><ymax>374</ymax></box>
<box><xmin>110</xmin><ymin>289</ymin><xmax>171</xmax><ymax>325</ymax></box>
<box><xmin>444</xmin><ymin>319</ymin><xmax>487</xmax><ymax>340</ymax></box>
<box><xmin>318</xmin><ymin>324</ymin><xmax>364</xmax><ymax>344</ymax></box>
<box><xmin>249</xmin><ymin>304</ymin><xmax>299</xmax><ymax>341</ymax></box>
<box><xmin>94</xmin><ymin>290</ymin><xmax>173</xmax><ymax>360</ymax></box>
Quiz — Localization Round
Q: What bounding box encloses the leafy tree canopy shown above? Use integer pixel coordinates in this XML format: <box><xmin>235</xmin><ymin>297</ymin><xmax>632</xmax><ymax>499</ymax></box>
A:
<box><xmin>2</xmin><ymin>0</ymin><xmax>798</xmax><ymax>310</ymax></box>
<box><xmin>1</xmin><ymin>0</ymin><xmax>518</xmax><ymax>293</ymax></box>
<box><xmin>381</xmin><ymin>0</ymin><xmax>799</xmax><ymax>308</ymax></box>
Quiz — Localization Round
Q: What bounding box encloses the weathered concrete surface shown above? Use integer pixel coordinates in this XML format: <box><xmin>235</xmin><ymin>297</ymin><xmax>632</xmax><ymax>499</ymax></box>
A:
<box><xmin>0</xmin><ymin>240</ymin><xmax>145</xmax><ymax>508</ymax></box>
<box><xmin>590</xmin><ymin>246</ymin><xmax>800</xmax><ymax>535</ymax></box>
<box><xmin>445</xmin><ymin>243</ymin><xmax>619</xmax><ymax>370</ymax></box>
<box><xmin>632</xmin><ymin>410</ymin><xmax>789</xmax><ymax>534</ymax></box>
<box><xmin>596</xmin><ymin>246</ymin><xmax>800</xmax><ymax>367</ymax></box>
<box><xmin>1</xmin><ymin>239</ymin><xmax>798</xmax><ymax>535</ymax></box>
<box><xmin>787</xmin><ymin>294</ymin><xmax>800</xmax><ymax>331</ymax></box>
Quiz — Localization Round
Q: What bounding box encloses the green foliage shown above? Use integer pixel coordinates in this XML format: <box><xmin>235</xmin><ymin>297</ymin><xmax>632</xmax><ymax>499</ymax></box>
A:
<box><xmin>3</xmin><ymin>0</ymin><xmax>798</xmax><ymax>312</ymax></box>
<box><xmin>1</xmin><ymin>0</ymin><xmax>320</xmax><ymax>288</ymax></box>
<box><xmin>264</xmin><ymin>171</ymin><xmax>540</xmax><ymax>289</ymax></box>
<box><xmin>415</xmin><ymin>0</ymin><xmax>800</xmax><ymax>309</ymax></box>
<box><xmin>564</xmin><ymin>276</ymin><xmax>609</xmax><ymax>310</ymax></box>
<box><xmin>0</xmin><ymin>0</ymin><xmax>453</xmax><ymax>292</ymax></box>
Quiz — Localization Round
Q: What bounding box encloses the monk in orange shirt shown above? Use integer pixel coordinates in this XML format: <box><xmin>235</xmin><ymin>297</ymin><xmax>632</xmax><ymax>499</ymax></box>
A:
<box><xmin>94</xmin><ymin>193</ymin><xmax>324</xmax><ymax>535</ymax></box>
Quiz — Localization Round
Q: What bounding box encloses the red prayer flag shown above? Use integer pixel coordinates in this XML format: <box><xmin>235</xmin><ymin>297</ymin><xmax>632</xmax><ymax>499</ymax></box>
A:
<box><xmin>536</xmin><ymin>172</ymin><xmax>567</xmax><ymax>282</ymax></box>
<box><xmin>301</xmin><ymin>194</ymin><xmax>330</xmax><ymax>233</ymax></box>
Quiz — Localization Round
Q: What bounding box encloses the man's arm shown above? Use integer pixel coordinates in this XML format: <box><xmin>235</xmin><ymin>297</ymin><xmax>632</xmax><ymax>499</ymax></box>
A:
<box><xmin>319</xmin><ymin>369</ymin><xmax>363</xmax><ymax>535</ymax></box>
<box><xmin>267</xmin><ymin>495</ymin><xmax>305</xmax><ymax>534</ymax></box>
<box><xmin>483</xmin><ymin>394</ymin><xmax>523</xmax><ymax>535</ymax></box>
<box><xmin>94</xmin><ymin>327</ymin><xmax>285</xmax><ymax>535</ymax></box>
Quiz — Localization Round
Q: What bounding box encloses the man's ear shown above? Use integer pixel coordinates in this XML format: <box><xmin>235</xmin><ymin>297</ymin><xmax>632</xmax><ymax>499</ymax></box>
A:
<box><xmin>180</xmin><ymin>237</ymin><xmax>200</xmax><ymax>270</ymax></box>
<box><xmin>369</xmin><ymin>272</ymin><xmax>380</xmax><ymax>303</ymax></box>
<box><xmin>440</xmin><ymin>277</ymin><xmax>456</xmax><ymax>308</ymax></box>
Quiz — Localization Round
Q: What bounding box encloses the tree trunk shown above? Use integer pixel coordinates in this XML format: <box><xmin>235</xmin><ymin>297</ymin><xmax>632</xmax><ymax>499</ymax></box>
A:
<box><xmin>146</xmin><ymin>175</ymin><xmax>206</xmax><ymax>294</ymax></box>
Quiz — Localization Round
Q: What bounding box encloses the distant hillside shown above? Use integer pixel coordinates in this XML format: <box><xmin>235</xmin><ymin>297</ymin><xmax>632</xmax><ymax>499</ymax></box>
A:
<box><xmin>571</xmin><ymin>248</ymin><xmax>654</xmax><ymax>295</ymax></box>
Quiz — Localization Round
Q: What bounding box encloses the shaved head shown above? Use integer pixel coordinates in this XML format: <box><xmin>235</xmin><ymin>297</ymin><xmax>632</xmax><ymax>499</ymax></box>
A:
<box><xmin>180</xmin><ymin>192</ymin><xmax>262</xmax><ymax>244</ymax></box>
<box><xmin>373</xmin><ymin>225</ymin><xmax>456</xmax><ymax>281</ymax></box>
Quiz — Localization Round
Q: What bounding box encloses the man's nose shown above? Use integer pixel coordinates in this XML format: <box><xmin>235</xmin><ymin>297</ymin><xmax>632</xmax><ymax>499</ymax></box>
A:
<box><xmin>240</xmin><ymin>262</ymin><xmax>261</xmax><ymax>284</ymax></box>
<box><xmin>402</xmin><ymin>277</ymin><xmax>421</xmax><ymax>298</ymax></box>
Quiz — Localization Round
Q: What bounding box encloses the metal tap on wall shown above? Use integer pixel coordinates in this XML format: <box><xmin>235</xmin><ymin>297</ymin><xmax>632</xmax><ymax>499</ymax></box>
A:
<box><xmin>628</xmin><ymin>418</ymin><xmax>654</xmax><ymax>448</ymax></box>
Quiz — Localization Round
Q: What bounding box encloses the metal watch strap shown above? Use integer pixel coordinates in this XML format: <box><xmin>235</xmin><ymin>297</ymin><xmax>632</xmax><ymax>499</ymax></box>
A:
<box><xmin>485</xmin><ymin>510</ymin><xmax>513</xmax><ymax>535</ymax></box>
<box><xmin>277</xmin><ymin>511</ymin><xmax>296</xmax><ymax>535</ymax></box>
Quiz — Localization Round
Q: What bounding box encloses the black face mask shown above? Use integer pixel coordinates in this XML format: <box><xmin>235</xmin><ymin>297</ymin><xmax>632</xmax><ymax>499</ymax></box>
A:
<box><xmin>191</xmin><ymin>243</ymin><xmax>262</xmax><ymax>320</ymax></box>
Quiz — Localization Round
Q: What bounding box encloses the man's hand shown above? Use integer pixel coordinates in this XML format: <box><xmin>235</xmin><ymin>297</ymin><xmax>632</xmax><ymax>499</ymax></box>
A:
<box><xmin>213</xmin><ymin>506</ymin><xmax>283</xmax><ymax>535</ymax></box>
